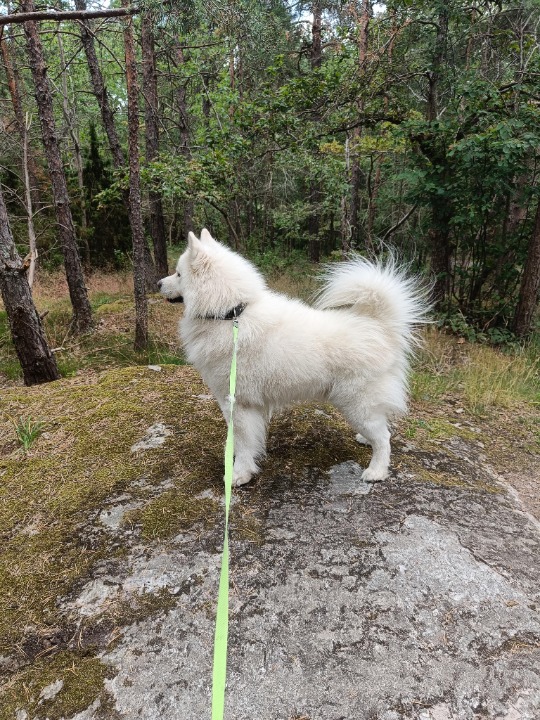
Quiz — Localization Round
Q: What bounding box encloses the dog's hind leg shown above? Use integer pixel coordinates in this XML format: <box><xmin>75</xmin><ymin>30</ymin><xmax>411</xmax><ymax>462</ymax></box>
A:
<box><xmin>338</xmin><ymin>404</ymin><xmax>391</xmax><ymax>482</ymax></box>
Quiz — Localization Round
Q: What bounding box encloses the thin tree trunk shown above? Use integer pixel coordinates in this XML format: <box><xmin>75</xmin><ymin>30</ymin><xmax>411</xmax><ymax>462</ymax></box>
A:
<box><xmin>141</xmin><ymin>13</ymin><xmax>169</xmax><ymax>278</ymax></box>
<box><xmin>57</xmin><ymin>29</ymin><xmax>90</xmax><ymax>263</ymax></box>
<box><xmin>512</xmin><ymin>197</ymin><xmax>540</xmax><ymax>337</ymax></box>
<box><xmin>0</xmin><ymin>183</ymin><xmax>60</xmax><ymax>385</ymax></box>
<box><xmin>23</xmin><ymin>114</ymin><xmax>38</xmax><ymax>287</ymax></box>
<box><xmin>75</xmin><ymin>0</ymin><xmax>125</xmax><ymax>167</ymax></box>
<box><xmin>76</xmin><ymin>0</ymin><xmax>156</xmax><ymax>290</ymax></box>
<box><xmin>123</xmin><ymin>0</ymin><xmax>148</xmax><ymax>351</ymax></box>
<box><xmin>177</xmin><ymin>44</ymin><xmax>194</xmax><ymax>239</ymax></box>
<box><xmin>21</xmin><ymin>0</ymin><xmax>92</xmax><ymax>334</ymax></box>
<box><xmin>308</xmin><ymin>2</ymin><xmax>323</xmax><ymax>263</ymax></box>
<box><xmin>426</xmin><ymin>6</ymin><xmax>451</xmax><ymax>308</ymax></box>
<box><xmin>0</xmin><ymin>32</ymin><xmax>41</xmax><ymax>207</ymax></box>
<box><xmin>346</xmin><ymin>0</ymin><xmax>371</xmax><ymax>251</ymax></box>
<box><xmin>366</xmin><ymin>156</ymin><xmax>381</xmax><ymax>248</ymax></box>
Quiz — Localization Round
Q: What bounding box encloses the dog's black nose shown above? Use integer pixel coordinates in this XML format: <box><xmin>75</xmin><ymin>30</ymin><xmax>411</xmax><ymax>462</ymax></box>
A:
<box><xmin>157</xmin><ymin>279</ymin><xmax>163</xmax><ymax>290</ymax></box>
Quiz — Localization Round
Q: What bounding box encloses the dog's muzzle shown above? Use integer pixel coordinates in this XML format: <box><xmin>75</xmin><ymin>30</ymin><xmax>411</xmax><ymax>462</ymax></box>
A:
<box><xmin>157</xmin><ymin>279</ymin><xmax>183</xmax><ymax>304</ymax></box>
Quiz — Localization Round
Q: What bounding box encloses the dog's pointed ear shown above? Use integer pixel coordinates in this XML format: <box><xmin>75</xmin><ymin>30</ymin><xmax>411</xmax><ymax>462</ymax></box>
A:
<box><xmin>200</xmin><ymin>228</ymin><xmax>215</xmax><ymax>245</ymax></box>
<box><xmin>187</xmin><ymin>231</ymin><xmax>206</xmax><ymax>259</ymax></box>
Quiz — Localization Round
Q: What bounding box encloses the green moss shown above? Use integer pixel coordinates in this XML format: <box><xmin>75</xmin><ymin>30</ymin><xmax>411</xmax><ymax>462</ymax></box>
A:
<box><xmin>0</xmin><ymin>365</ymin><xmax>223</xmax><ymax>653</ymax></box>
<box><xmin>95</xmin><ymin>298</ymin><xmax>133</xmax><ymax>315</ymax></box>
<box><xmin>126</xmin><ymin>490</ymin><xmax>218</xmax><ymax>540</ymax></box>
<box><xmin>403</xmin><ymin>416</ymin><xmax>478</xmax><ymax>442</ymax></box>
<box><xmin>0</xmin><ymin>652</ymin><xmax>110</xmax><ymax>720</ymax></box>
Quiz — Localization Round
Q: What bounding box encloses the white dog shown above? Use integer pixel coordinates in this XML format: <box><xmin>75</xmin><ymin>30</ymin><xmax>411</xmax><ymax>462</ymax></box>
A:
<box><xmin>158</xmin><ymin>229</ymin><xmax>428</xmax><ymax>487</ymax></box>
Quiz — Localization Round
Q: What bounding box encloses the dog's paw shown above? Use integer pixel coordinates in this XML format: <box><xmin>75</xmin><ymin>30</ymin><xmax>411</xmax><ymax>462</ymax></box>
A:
<box><xmin>355</xmin><ymin>433</ymin><xmax>371</xmax><ymax>446</ymax></box>
<box><xmin>361</xmin><ymin>466</ymin><xmax>388</xmax><ymax>483</ymax></box>
<box><xmin>231</xmin><ymin>471</ymin><xmax>254</xmax><ymax>488</ymax></box>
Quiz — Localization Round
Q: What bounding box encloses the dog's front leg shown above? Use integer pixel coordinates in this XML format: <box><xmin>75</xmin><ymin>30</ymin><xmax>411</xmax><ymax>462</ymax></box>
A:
<box><xmin>219</xmin><ymin>401</ymin><xmax>268</xmax><ymax>487</ymax></box>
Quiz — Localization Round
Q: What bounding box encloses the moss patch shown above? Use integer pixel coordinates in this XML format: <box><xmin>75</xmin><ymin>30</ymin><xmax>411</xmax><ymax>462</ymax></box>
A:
<box><xmin>0</xmin><ymin>365</ymin><xmax>223</xmax><ymax>655</ymax></box>
<box><xmin>0</xmin><ymin>651</ymin><xmax>110</xmax><ymax>720</ymax></box>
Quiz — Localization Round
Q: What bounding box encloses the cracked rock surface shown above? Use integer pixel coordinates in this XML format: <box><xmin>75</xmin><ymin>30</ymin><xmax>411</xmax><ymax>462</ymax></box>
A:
<box><xmin>71</xmin><ymin>449</ymin><xmax>539</xmax><ymax>720</ymax></box>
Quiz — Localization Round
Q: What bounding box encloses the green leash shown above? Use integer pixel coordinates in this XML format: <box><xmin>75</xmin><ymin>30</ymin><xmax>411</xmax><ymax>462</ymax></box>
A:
<box><xmin>211</xmin><ymin>316</ymin><xmax>239</xmax><ymax>720</ymax></box>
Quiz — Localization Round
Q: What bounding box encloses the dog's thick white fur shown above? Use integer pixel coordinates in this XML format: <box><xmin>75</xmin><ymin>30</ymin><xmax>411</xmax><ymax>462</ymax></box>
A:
<box><xmin>159</xmin><ymin>228</ymin><xmax>428</xmax><ymax>487</ymax></box>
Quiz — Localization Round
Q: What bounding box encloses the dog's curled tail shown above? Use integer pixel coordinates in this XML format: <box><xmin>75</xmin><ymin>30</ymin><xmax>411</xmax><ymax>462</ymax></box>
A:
<box><xmin>314</xmin><ymin>254</ymin><xmax>431</xmax><ymax>349</ymax></box>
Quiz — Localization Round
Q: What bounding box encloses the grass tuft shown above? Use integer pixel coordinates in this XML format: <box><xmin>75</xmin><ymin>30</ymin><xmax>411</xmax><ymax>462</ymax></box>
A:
<box><xmin>12</xmin><ymin>417</ymin><xmax>44</xmax><ymax>451</ymax></box>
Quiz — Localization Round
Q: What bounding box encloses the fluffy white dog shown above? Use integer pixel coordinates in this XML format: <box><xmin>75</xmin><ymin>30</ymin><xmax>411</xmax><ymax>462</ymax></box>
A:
<box><xmin>158</xmin><ymin>228</ymin><xmax>428</xmax><ymax>487</ymax></box>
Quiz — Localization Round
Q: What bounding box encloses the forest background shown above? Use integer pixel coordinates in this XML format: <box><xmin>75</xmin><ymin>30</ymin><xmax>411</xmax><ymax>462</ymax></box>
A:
<box><xmin>1</xmin><ymin>0</ymin><xmax>540</xmax><ymax>386</ymax></box>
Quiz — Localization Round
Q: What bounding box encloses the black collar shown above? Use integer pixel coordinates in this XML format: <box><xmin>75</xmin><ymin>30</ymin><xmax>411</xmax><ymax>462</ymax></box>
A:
<box><xmin>197</xmin><ymin>303</ymin><xmax>247</xmax><ymax>320</ymax></box>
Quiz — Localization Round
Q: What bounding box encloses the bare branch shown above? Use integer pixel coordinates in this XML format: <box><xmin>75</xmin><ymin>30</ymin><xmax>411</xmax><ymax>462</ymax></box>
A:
<box><xmin>0</xmin><ymin>7</ymin><xmax>138</xmax><ymax>27</ymax></box>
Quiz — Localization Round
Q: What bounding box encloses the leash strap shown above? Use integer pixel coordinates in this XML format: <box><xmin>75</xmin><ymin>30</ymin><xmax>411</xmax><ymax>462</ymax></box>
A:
<box><xmin>211</xmin><ymin>316</ymin><xmax>238</xmax><ymax>720</ymax></box>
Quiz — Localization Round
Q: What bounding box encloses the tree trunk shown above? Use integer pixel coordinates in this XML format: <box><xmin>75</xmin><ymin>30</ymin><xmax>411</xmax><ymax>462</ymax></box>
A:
<box><xmin>308</xmin><ymin>2</ymin><xmax>323</xmax><ymax>262</ymax></box>
<box><xmin>75</xmin><ymin>0</ymin><xmax>125</xmax><ymax>167</ymax></box>
<box><xmin>512</xmin><ymin>197</ymin><xmax>540</xmax><ymax>337</ymax></box>
<box><xmin>22</xmin><ymin>114</ymin><xmax>38</xmax><ymax>287</ymax></box>
<box><xmin>346</xmin><ymin>0</ymin><xmax>371</xmax><ymax>251</ymax></box>
<box><xmin>57</xmin><ymin>29</ymin><xmax>90</xmax><ymax>264</ymax></box>
<box><xmin>123</xmin><ymin>0</ymin><xmax>148</xmax><ymax>351</ymax></box>
<box><xmin>76</xmin><ymin>0</ymin><xmax>157</xmax><ymax>290</ymax></box>
<box><xmin>177</xmin><ymin>44</ymin><xmax>194</xmax><ymax>239</ymax></box>
<box><xmin>427</xmin><ymin>6</ymin><xmax>449</xmax><ymax>122</ymax></box>
<box><xmin>0</xmin><ymin>33</ymin><xmax>41</xmax><ymax>207</ymax></box>
<box><xmin>426</xmin><ymin>6</ymin><xmax>451</xmax><ymax>308</ymax></box>
<box><xmin>429</xmin><ymin>195</ymin><xmax>453</xmax><ymax>307</ymax></box>
<box><xmin>0</xmin><ymin>183</ymin><xmax>60</xmax><ymax>385</ymax></box>
<box><xmin>21</xmin><ymin>0</ymin><xmax>92</xmax><ymax>334</ymax></box>
<box><xmin>141</xmin><ymin>13</ymin><xmax>169</xmax><ymax>278</ymax></box>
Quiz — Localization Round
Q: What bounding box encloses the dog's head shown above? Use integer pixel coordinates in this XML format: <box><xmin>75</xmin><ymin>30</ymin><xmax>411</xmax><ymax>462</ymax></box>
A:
<box><xmin>157</xmin><ymin>228</ymin><xmax>266</xmax><ymax>318</ymax></box>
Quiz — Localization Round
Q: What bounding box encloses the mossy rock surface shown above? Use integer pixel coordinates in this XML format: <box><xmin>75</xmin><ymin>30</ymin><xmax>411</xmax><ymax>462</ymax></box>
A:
<box><xmin>0</xmin><ymin>364</ymin><xmax>373</xmax><ymax>719</ymax></box>
<box><xmin>1</xmin><ymin>361</ymin><xmax>539</xmax><ymax>720</ymax></box>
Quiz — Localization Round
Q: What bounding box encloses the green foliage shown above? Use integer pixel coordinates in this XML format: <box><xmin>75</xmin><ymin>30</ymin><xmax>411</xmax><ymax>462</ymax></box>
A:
<box><xmin>82</xmin><ymin>124</ymin><xmax>132</xmax><ymax>268</ymax></box>
<box><xmin>12</xmin><ymin>417</ymin><xmax>44</xmax><ymax>451</ymax></box>
<box><xmin>0</xmin><ymin>0</ymin><xmax>538</xmax><ymax>341</ymax></box>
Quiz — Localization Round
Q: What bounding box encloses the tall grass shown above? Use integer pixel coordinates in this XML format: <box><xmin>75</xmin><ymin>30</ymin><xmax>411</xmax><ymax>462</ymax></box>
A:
<box><xmin>412</xmin><ymin>328</ymin><xmax>539</xmax><ymax>414</ymax></box>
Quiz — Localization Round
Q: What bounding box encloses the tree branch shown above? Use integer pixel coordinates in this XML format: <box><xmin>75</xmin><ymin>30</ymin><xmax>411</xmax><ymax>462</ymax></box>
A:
<box><xmin>0</xmin><ymin>7</ymin><xmax>139</xmax><ymax>27</ymax></box>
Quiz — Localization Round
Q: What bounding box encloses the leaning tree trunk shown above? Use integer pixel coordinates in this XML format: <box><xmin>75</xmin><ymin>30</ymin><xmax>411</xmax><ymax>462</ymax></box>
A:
<box><xmin>21</xmin><ymin>0</ymin><xmax>92</xmax><ymax>334</ymax></box>
<box><xmin>75</xmin><ymin>0</ymin><xmax>125</xmax><ymax>167</ymax></box>
<box><xmin>0</xmin><ymin>183</ymin><xmax>60</xmax><ymax>385</ymax></box>
<box><xmin>512</xmin><ymin>196</ymin><xmax>540</xmax><ymax>337</ymax></box>
<box><xmin>141</xmin><ymin>13</ymin><xmax>169</xmax><ymax>278</ymax></box>
<box><xmin>123</xmin><ymin>0</ymin><xmax>148</xmax><ymax>351</ymax></box>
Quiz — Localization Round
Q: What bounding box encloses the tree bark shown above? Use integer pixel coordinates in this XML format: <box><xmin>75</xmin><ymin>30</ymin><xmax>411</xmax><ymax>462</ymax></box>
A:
<box><xmin>308</xmin><ymin>2</ymin><xmax>323</xmax><ymax>263</ymax></box>
<box><xmin>346</xmin><ymin>0</ymin><xmax>371</xmax><ymax>251</ymax></box>
<box><xmin>22</xmin><ymin>114</ymin><xmax>38</xmax><ymax>287</ymax></box>
<box><xmin>177</xmin><ymin>44</ymin><xmax>194</xmax><ymax>239</ymax></box>
<box><xmin>0</xmin><ymin>7</ymin><xmax>137</xmax><ymax>26</ymax></box>
<box><xmin>21</xmin><ymin>0</ymin><xmax>92</xmax><ymax>334</ymax></box>
<box><xmin>0</xmin><ymin>183</ymin><xmax>60</xmax><ymax>385</ymax></box>
<box><xmin>0</xmin><ymin>32</ymin><xmax>41</xmax><ymax>207</ymax></box>
<box><xmin>74</xmin><ymin>0</ymin><xmax>125</xmax><ymax>167</ymax></box>
<box><xmin>512</xmin><ymin>197</ymin><xmax>540</xmax><ymax>337</ymax></box>
<box><xmin>123</xmin><ymin>0</ymin><xmax>148</xmax><ymax>350</ymax></box>
<box><xmin>76</xmin><ymin>0</ymin><xmax>156</xmax><ymax>290</ymax></box>
<box><xmin>57</xmin><ymin>29</ymin><xmax>90</xmax><ymax>263</ymax></box>
<box><xmin>425</xmin><ymin>6</ymin><xmax>452</xmax><ymax>308</ymax></box>
<box><xmin>141</xmin><ymin>13</ymin><xmax>169</xmax><ymax>278</ymax></box>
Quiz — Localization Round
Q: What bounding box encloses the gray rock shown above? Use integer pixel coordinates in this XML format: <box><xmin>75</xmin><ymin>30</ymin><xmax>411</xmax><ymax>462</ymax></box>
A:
<box><xmin>130</xmin><ymin>423</ymin><xmax>172</xmax><ymax>453</ymax></box>
<box><xmin>66</xmin><ymin>456</ymin><xmax>540</xmax><ymax>720</ymax></box>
